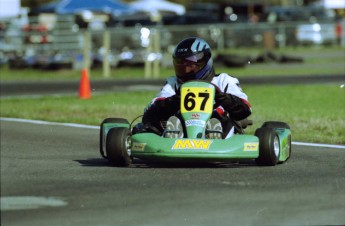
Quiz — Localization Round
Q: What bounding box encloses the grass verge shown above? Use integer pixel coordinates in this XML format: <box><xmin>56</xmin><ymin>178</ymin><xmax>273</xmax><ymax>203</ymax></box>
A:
<box><xmin>1</xmin><ymin>84</ymin><xmax>344</xmax><ymax>144</ymax></box>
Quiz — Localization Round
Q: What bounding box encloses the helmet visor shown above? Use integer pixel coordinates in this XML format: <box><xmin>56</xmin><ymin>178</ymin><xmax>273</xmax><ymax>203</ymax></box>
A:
<box><xmin>173</xmin><ymin>53</ymin><xmax>207</xmax><ymax>81</ymax></box>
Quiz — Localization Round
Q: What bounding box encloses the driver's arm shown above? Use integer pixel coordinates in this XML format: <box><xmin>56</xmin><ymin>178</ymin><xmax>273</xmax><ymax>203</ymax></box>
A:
<box><xmin>142</xmin><ymin>79</ymin><xmax>180</xmax><ymax>128</ymax></box>
<box><xmin>213</xmin><ymin>75</ymin><xmax>252</xmax><ymax>121</ymax></box>
<box><xmin>142</xmin><ymin>95</ymin><xmax>180</xmax><ymax>124</ymax></box>
<box><xmin>215</xmin><ymin>93</ymin><xmax>251</xmax><ymax>120</ymax></box>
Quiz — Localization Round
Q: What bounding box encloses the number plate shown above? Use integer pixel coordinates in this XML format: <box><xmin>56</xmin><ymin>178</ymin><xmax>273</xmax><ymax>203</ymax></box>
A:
<box><xmin>181</xmin><ymin>87</ymin><xmax>214</xmax><ymax>114</ymax></box>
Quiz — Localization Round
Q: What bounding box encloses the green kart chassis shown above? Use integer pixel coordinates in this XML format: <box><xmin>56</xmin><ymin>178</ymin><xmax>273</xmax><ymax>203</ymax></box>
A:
<box><xmin>100</xmin><ymin>81</ymin><xmax>292</xmax><ymax>167</ymax></box>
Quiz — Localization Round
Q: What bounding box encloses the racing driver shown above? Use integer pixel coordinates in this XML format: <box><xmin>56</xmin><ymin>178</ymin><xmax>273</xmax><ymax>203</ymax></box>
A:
<box><xmin>141</xmin><ymin>37</ymin><xmax>252</xmax><ymax>138</ymax></box>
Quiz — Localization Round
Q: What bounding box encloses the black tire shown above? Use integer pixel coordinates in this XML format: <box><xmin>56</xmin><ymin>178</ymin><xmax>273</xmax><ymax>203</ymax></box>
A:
<box><xmin>262</xmin><ymin>121</ymin><xmax>290</xmax><ymax>129</ymax></box>
<box><xmin>262</xmin><ymin>121</ymin><xmax>292</xmax><ymax>162</ymax></box>
<box><xmin>99</xmin><ymin>118</ymin><xmax>129</xmax><ymax>159</ymax></box>
<box><xmin>106</xmin><ymin>127</ymin><xmax>132</xmax><ymax>167</ymax></box>
<box><xmin>255</xmin><ymin>127</ymin><xmax>280</xmax><ymax>166</ymax></box>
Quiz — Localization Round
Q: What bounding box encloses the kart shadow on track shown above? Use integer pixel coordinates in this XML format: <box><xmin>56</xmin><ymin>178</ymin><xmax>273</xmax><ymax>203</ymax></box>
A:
<box><xmin>75</xmin><ymin>158</ymin><xmax>260</xmax><ymax>168</ymax></box>
<box><xmin>74</xmin><ymin>158</ymin><xmax>113</xmax><ymax>167</ymax></box>
<box><xmin>131</xmin><ymin>159</ymin><xmax>260</xmax><ymax>168</ymax></box>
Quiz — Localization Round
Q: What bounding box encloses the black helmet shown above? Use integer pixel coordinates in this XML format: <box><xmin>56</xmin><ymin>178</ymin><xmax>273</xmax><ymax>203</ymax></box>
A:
<box><xmin>173</xmin><ymin>37</ymin><xmax>215</xmax><ymax>83</ymax></box>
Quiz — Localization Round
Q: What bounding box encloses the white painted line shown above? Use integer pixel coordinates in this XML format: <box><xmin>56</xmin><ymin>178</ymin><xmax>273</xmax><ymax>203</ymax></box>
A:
<box><xmin>1</xmin><ymin>117</ymin><xmax>345</xmax><ymax>149</ymax></box>
<box><xmin>292</xmin><ymin>141</ymin><xmax>345</xmax><ymax>149</ymax></box>
<box><xmin>1</xmin><ymin>196</ymin><xmax>67</xmax><ymax>211</ymax></box>
<box><xmin>0</xmin><ymin>117</ymin><xmax>98</xmax><ymax>129</ymax></box>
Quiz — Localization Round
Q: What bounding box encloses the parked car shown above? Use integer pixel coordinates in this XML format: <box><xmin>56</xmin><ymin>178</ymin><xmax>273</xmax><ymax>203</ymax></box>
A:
<box><xmin>296</xmin><ymin>22</ymin><xmax>336</xmax><ymax>45</ymax></box>
<box><xmin>264</xmin><ymin>6</ymin><xmax>337</xmax><ymax>45</ymax></box>
<box><xmin>295</xmin><ymin>6</ymin><xmax>337</xmax><ymax>45</ymax></box>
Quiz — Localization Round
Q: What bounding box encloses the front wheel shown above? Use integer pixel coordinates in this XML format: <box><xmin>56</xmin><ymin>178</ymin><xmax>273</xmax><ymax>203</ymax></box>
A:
<box><xmin>99</xmin><ymin>118</ymin><xmax>129</xmax><ymax>159</ymax></box>
<box><xmin>255</xmin><ymin>127</ymin><xmax>280</xmax><ymax>166</ymax></box>
<box><xmin>262</xmin><ymin>121</ymin><xmax>292</xmax><ymax>162</ymax></box>
<box><xmin>106</xmin><ymin>127</ymin><xmax>132</xmax><ymax>167</ymax></box>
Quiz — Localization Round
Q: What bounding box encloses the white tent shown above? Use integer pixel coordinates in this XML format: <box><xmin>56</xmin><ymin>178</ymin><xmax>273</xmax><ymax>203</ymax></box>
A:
<box><xmin>130</xmin><ymin>0</ymin><xmax>185</xmax><ymax>16</ymax></box>
<box><xmin>323</xmin><ymin>0</ymin><xmax>345</xmax><ymax>9</ymax></box>
<box><xmin>0</xmin><ymin>0</ymin><xmax>20</xmax><ymax>20</ymax></box>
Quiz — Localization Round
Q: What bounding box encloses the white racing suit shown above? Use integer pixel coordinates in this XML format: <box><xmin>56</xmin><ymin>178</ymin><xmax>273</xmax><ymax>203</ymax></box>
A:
<box><xmin>142</xmin><ymin>73</ymin><xmax>252</xmax><ymax>138</ymax></box>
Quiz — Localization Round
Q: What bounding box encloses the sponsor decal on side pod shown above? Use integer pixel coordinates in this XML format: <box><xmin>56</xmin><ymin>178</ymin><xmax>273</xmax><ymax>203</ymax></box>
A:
<box><xmin>132</xmin><ymin>142</ymin><xmax>146</xmax><ymax>151</ymax></box>
<box><xmin>243</xmin><ymin>142</ymin><xmax>258</xmax><ymax>151</ymax></box>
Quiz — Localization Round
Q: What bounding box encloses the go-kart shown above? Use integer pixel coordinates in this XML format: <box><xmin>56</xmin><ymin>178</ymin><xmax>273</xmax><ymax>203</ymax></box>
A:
<box><xmin>100</xmin><ymin>81</ymin><xmax>292</xmax><ymax>167</ymax></box>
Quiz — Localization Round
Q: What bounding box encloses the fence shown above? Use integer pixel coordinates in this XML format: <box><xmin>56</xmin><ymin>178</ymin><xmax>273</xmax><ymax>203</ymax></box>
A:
<box><xmin>0</xmin><ymin>15</ymin><xmax>341</xmax><ymax>76</ymax></box>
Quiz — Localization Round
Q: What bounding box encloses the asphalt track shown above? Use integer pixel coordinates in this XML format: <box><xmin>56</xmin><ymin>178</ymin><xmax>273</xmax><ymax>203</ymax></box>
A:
<box><xmin>1</xmin><ymin>119</ymin><xmax>345</xmax><ymax>226</ymax></box>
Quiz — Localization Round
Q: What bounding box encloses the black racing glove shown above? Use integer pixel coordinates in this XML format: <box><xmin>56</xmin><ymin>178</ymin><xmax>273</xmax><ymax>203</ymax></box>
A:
<box><xmin>214</xmin><ymin>87</ymin><xmax>251</xmax><ymax>121</ymax></box>
<box><xmin>142</xmin><ymin>94</ymin><xmax>181</xmax><ymax>125</ymax></box>
<box><xmin>142</xmin><ymin>84</ymin><xmax>181</xmax><ymax>134</ymax></box>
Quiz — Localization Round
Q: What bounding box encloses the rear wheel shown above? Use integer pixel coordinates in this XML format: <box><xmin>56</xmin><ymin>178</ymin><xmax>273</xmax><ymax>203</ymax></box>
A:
<box><xmin>106</xmin><ymin>127</ymin><xmax>132</xmax><ymax>167</ymax></box>
<box><xmin>99</xmin><ymin>118</ymin><xmax>129</xmax><ymax>159</ymax></box>
<box><xmin>255</xmin><ymin>127</ymin><xmax>280</xmax><ymax>166</ymax></box>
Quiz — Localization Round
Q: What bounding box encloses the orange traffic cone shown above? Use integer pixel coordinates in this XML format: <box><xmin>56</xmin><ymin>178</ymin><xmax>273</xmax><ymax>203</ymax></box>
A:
<box><xmin>79</xmin><ymin>68</ymin><xmax>91</xmax><ymax>99</ymax></box>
